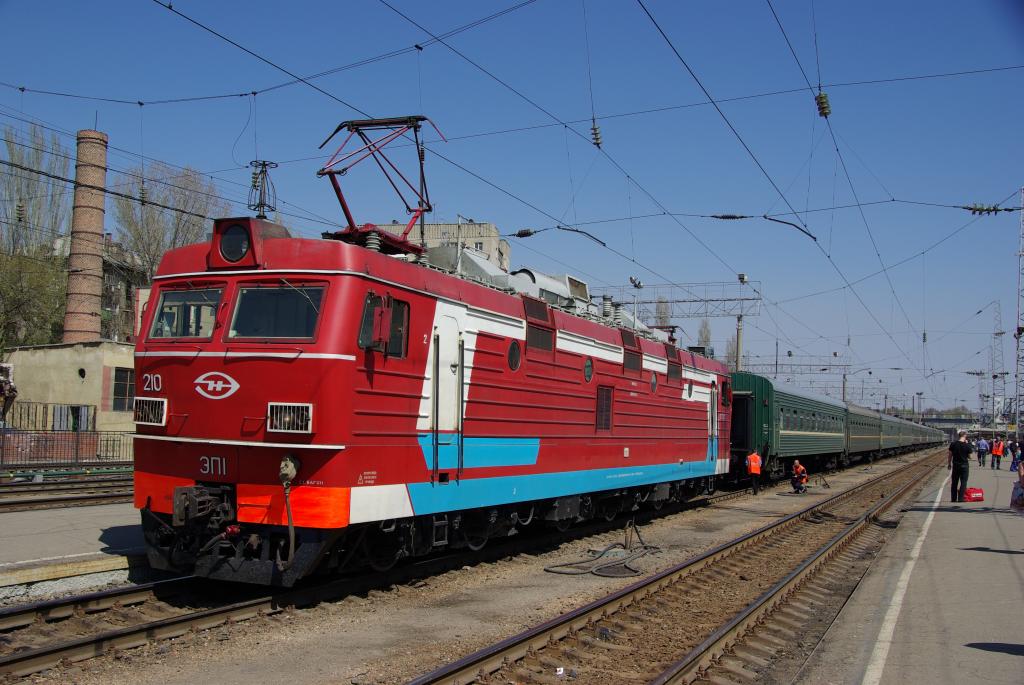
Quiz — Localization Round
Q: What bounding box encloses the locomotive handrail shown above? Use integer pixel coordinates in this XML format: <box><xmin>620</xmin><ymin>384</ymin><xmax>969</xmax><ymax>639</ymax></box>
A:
<box><xmin>222</xmin><ymin>346</ymin><xmax>304</xmax><ymax>360</ymax></box>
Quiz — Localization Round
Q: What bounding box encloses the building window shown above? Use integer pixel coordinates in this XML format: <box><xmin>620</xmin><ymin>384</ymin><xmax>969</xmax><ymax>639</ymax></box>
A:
<box><xmin>113</xmin><ymin>367</ymin><xmax>135</xmax><ymax>412</ymax></box>
<box><xmin>596</xmin><ymin>386</ymin><xmax>613</xmax><ymax>430</ymax></box>
<box><xmin>474</xmin><ymin>241</ymin><xmax>484</xmax><ymax>251</ymax></box>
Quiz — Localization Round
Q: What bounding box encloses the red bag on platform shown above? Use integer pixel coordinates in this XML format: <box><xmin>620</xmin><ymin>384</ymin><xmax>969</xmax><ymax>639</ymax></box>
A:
<box><xmin>963</xmin><ymin>487</ymin><xmax>985</xmax><ymax>502</ymax></box>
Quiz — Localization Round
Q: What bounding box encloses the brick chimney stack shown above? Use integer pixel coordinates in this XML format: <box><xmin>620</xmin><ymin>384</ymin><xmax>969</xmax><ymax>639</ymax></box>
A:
<box><xmin>62</xmin><ymin>130</ymin><xmax>108</xmax><ymax>343</ymax></box>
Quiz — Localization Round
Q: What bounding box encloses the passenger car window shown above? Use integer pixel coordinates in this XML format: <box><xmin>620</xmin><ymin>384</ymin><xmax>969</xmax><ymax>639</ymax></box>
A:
<box><xmin>230</xmin><ymin>285</ymin><xmax>324</xmax><ymax>339</ymax></box>
<box><xmin>149</xmin><ymin>288</ymin><xmax>222</xmax><ymax>339</ymax></box>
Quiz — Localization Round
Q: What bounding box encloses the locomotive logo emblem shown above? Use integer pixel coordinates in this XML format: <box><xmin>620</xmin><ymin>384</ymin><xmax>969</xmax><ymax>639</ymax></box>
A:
<box><xmin>194</xmin><ymin>372</ymin><xmax>240</xmax><ymax>400</ymax></box>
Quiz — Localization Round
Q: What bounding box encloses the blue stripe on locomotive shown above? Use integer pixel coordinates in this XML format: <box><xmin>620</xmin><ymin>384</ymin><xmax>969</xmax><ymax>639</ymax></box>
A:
<box><xmin>406</xmin><ymin>454</ymin><xmax>718</xmax><ymax>515</ymax></box>
<box><xmin>417</xmin><ymin>434</ymin><xmax>720</xmax><ymax>470</ymax></box>
<box><xmin>416</xmin><ymin>434</ymin><xmax>541</xmax><ymax>470</ymax></box>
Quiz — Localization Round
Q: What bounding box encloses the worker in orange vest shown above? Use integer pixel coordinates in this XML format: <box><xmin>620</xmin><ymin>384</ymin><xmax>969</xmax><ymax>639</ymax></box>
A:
<box><xmin>991</xmin><ymin>436</ymin><xmax>1005</xmax><ymax>470</ymax></box>
<box><xmin>746</xmin><ymin>451</ymin><xmax>762</xmax><ymax>495</ymax></box>
<box><xmin>791</xmin><ymin>460</ymin><xmax>808</xmax><ymax>494</ymax></box>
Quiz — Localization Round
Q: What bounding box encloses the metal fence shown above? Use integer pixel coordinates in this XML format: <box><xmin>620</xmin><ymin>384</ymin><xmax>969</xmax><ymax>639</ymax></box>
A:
<box><xmin>0</xmin><ymin>430</ymin><xmax>133</xmax><ymax>467</ymax></box>
<box><xmin>5</xmin><ymin>402</ymin><xmax>97</xmax><ymax>431</ymax></box>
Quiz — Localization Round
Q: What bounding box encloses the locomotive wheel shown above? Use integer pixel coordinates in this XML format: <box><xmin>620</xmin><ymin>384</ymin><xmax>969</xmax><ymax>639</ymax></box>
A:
<box><xmin>461</xmin><ymin>512</ymin><xmax>490</xmax><ymax>551</ymax></box>
<box><xmin>362</xmin><ymin>528</ymin><xmax>403</xmax><ymax>572</ymax></box>
<box><xmin>551</xmin><ymin>516</ymin><xmax>573</xmax><ymax>533</ymax></box>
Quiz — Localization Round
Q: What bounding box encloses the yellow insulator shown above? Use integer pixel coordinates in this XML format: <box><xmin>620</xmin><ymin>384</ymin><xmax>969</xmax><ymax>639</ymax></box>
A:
<box><xmin>815</xmin><ymin>91</ymin><xmax>831</xmax><ymax>118</ymax></box>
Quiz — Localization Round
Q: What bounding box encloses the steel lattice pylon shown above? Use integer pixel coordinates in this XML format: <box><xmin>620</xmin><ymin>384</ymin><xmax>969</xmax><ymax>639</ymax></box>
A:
<box><xmin>991</xmin><ymin>301</ymin><xmax>1006</xmax><ymax>426</ymax></box>
<box><xmin>1016</xmin><ymin>187</ymin><xmax>1024</xmax><ymax>435</ymax></box>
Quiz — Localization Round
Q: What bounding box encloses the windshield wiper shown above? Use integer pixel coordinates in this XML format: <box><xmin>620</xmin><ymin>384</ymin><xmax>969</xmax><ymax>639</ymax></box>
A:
<box><xmin>279</xmin><ymin>278</ymin><xmax>320</xmax><ymax>314</ymax></box>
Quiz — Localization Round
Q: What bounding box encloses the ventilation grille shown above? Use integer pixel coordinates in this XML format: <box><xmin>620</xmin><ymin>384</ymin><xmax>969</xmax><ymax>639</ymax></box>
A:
<box><xmin>267</xmin><ymin>403</ymin><xmax>313</xmax><ymax>433</ymax></box>
<box><xmin>133</xmin><ymin>398</ymin><xmax>167</xmax><ymax>426</ymax></box>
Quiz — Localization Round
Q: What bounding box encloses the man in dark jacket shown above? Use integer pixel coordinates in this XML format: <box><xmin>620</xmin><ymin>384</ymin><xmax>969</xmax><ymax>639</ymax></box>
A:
<box><xmin>948</xmin><ymin>430</ymin><xmax>972</xmax><ymax>503</ymax></box>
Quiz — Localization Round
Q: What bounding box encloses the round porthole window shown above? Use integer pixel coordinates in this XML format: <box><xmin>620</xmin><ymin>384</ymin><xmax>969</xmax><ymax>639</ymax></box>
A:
<box><xmin>651</xmin><ymin>372</ymin><xmax>657</xmax><ymax>392</ymax></box>
<box><xmin>220</xmin><ymin>223</ymin><xmax>251</xmax><ymax>262</ymax></box>
<box><xmin>583</xmin><ymin>357</ymin><xmax>593</xmax><ymax>382</ymax></box>
<box><xmin>687</xmin><ymin>382</ymin><xmax>693</xmax><ymax>398</ymax></box>
<box><xmin>508</xmin><ymin>340</ymin><xmax>521</xmax><ymax>371</ymax></box>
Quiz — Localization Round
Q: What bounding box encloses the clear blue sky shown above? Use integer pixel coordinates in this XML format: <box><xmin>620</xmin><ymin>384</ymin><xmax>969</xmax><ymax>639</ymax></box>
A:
<box><xmin>2</xmin><ymin>0</ymin><xmax>1022</xmax><ymax>411</ymax></box>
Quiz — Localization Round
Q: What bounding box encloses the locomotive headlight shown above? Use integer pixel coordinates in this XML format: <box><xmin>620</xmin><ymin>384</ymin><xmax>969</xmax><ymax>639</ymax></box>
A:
<box><xmin>220</xmin><ymin>223</ymin><xmax>251</xmax><ymax>262</ymax></box>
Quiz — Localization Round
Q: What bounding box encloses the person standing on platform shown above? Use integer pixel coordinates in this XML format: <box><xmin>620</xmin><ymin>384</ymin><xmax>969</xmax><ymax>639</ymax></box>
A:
<box><xmin>746</xmin><ymin>451</ymin><xmax>762</xmax><ymax>495</ymax></box>
<box><xmin>948</xmin><ymin>430</ymin><xmax>972</xmax><ymax>503</ymax></box>
<box><xmin>991</xmin><ymin>436</ymin><xmax>1004</xmax><ymax>470</ymax></box>
<box><xmin>1009</xmin><ymin>439</ymin><xmax>1020</xmax><ymax>473</ymax></box>
<box><xmin>976</xmin><ymin>436</ymin><xmax>989</xmax><ymax>467</ymax></box>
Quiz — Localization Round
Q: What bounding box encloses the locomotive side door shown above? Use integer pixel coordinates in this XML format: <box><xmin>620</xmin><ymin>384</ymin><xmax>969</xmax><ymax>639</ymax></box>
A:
<box><xmin>708</xmin><ymin>382</ymin><xmax>719</xmax><ymax>463</ymax></box>
<box><xmin>430</xmin><ymin>314</ymin><xmax>465</xmax><ymax>483</ymax></box>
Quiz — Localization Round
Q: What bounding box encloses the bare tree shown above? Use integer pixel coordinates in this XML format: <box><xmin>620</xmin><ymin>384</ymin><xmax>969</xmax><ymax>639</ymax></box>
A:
<box><xmin>697</xmin><ymin>318</ymin><xmax>712</xmax><ymax>348</ymax></box>
<box><xmin>112</xmin><ymin>162</ymin><xmax>230</xmax><ymax>280</ymax></box>
<box><xmin>724</xmin><ymin>334</ymin><xmax>737</xmax><ymax>372</ymax></box>
<box><xmin>0</xmin><ymin>124</ymin><xmax>71</xmax><ymax>253</ymax></box>
<box><xmin>0</xmin><ymin>125</ymin><xmax>71</xmax><ymax>353</ymax></box>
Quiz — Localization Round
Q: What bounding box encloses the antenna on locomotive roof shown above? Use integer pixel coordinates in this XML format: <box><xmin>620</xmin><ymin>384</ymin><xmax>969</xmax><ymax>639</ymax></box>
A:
<box><xmin>317</xmin><ymin>116</ymin><xmax>447</xmax><ymax>257</ymax></box>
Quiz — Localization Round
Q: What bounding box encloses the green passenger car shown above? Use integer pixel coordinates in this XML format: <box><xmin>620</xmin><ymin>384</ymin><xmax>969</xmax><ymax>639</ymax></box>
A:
<box><xmin>731</xmin><ymin>372</ymin><xmax>847</xmax><ymax>480</ymax></box>
<box><xmin>732</xmin><ymin>371</ymin><xmax>946</xmax><ymax>483</ymax></box>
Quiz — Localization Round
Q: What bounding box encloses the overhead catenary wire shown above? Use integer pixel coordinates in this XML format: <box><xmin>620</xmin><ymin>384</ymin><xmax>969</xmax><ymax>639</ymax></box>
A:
<box><xmin>760</xmin><ymin>0</ymin><xmax>923</xmax><ymax>375</ymax></box>
<box><xmin>146</xmin><ymin>0</ymin><xmax>697</xmax><ymax>326</ymax></box>
<box><xmin>635</xmin><ymin>0</ymin><xmax>815</xmax><ymax>240</ymax></box>
<box><xmin>0</xmin><ymin>115</ymin><xmax>346</xmax><ymax>233</ymax></box>
<box><xmin>374</xmin><ymin>0</ymin><xmax>884</xmax><ymax>360</ymax></box>
<box><xmin>778</xmin><ymin>188</ymin><xmax>1020</xmax><ymax>304</ymax></box>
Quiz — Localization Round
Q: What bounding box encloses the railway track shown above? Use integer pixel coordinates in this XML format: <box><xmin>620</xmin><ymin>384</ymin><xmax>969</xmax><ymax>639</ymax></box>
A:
<box><xmin>0</xmin><ymin>451</ymin><xmax>929</xmax><ymax>679</ymax></box>
<box><xmin>0</xmin><ymin>486</ymin><xmax>749</xmax><ymax>678</ymax></box>
<box><xmin>0</xmin><ymin>476</ymin><xmax>133</xmax><ymax>512</ymax></box>
<box><xmin>409</xmin><ymin>449</ymin><xmax>941</xmax><ymax>685</ymax></box>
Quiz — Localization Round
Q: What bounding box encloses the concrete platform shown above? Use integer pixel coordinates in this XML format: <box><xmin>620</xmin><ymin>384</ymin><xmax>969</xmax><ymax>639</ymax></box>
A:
<box><xmin>0</xmin><ymin>503</ymin><xmax>142</xmax><ymax>586</ymax></box>
<box><xmin>796</xmin><ymin>462</ymin><xmax>1024</xmax><ymax>685</ymax></box>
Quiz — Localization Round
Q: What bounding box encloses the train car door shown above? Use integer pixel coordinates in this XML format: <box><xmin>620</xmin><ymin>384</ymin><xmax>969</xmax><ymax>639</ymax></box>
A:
<box><xmin>431</xmin><ymin>314</ymin><xmax>465</xmax><ymax>482</ymax></box>
<box><xmin>730</xmin><ymin>391</ymin><xmax>753</xmax><ymax>462</ymax></box>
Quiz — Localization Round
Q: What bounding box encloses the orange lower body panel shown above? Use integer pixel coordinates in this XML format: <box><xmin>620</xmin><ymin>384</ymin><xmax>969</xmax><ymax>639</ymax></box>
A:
<box><xmin>236</xmin><ymin>484</ymin><xmax>351</xmax><ymax>528</ymax></box>
<box><xmin>135</xmin><ymin>471</ymin><xmax>194</xmax><ymax>513</ymax></box>
<box><xmin>134</xmin><ymin>472</ymin><xmax>351</xmax><ymax>529</ymax></box>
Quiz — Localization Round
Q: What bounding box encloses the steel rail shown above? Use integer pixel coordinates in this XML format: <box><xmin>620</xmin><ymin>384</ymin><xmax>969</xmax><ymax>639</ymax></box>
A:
<box><xmin>0</xmin><ymin>451</ymin><xmax>932</xmax><ymax>678</ymax></box>
<box><xmin>649</xmin><ymin>455</ymin><xmax>936</xmax><ymax>684</ymax></box>
<box><xmin>0</xmin><ymin>475</ymin><xmax>761</xmax><ymax>676</ymax></box>
<box><xmin>0</xmin><ymin>490</ymin><xmax>134</xmax><ymax>512</ymax></box>
<box><xmin>0</xmin><ymin>576</ymin><xmax>195</xmax><ymax>632</ymax></box>
<box><xmin>407</xmin><ymin>449</ymin><xmax>939</xmax><ymax>685</ymax></box>
<box><xmin>0</xmin><ymin>476</ymin><xmax>132</xmax><ymax>495</ymax></box>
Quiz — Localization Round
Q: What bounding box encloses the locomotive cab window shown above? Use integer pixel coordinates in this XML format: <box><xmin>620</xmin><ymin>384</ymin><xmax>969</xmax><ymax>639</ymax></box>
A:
<box><xmin>357</xmin><ymin>293</ymin><xmax>410</xmax><ymax>357</ymax></box>
<box><xmin>149</xmin><ymin>287</ymin><xmax>223</xmax><ymax>339</ymax></box>
<box><xmin>230</xmin><ymin>283</ymin><xmax>324</xmax><ymax>340</ymax></box>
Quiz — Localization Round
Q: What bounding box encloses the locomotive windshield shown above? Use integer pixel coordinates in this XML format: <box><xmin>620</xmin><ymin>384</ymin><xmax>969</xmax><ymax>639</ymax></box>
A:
<box><xmin>229</xmin><ymin>285</ymin><xmax>324</xmax><ymax>339</ymax></box>
<box><xmin>150</xmin><ymin>288</ymin><xmax>222</xmax><ymax>339</ymax></box>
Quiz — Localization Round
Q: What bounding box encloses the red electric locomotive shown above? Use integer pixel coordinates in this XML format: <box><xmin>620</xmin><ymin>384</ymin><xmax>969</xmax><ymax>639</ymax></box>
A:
<box><xmin>133</xmin><ymin>118</ymin><xmax>732</xmax><ymax>584</ymax></box>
